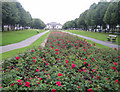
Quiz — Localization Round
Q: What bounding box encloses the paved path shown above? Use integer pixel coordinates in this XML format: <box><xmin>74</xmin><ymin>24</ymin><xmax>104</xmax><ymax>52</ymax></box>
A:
<box><xmin>62</xmin><ymin>31</ymin><xmax>120</xmax><ymax>49</ymax></box>
<box><xmin>0</xmin><ymin>30</ymin><xmax>49</xmax><ymax>53</ymax></box>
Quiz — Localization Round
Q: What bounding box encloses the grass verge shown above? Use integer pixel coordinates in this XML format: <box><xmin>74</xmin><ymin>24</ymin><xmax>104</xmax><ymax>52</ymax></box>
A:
<box><xmin>65</xmin><ymin>30</ymin><xmax>119</xmax><ymax>45</ymax></box>
<box><xmin>1</xmin><ymin>32</ymin><xmax>50</xmax><ymax>60</ymax></box>
<box><xmin>1</xmin><ymin>29</ymin><xmax>45</xmax><ymax>46</ymax></box>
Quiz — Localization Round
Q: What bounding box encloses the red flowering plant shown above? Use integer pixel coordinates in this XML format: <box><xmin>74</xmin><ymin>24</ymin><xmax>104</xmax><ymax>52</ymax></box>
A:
<box><xmin>1</xmin><ymin>31</ymin><xmax>120</xmax><ymax>91</ymax></box>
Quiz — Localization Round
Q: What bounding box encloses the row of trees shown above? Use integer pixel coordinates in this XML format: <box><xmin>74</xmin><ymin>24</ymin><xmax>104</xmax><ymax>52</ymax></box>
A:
<box><xmin>63</xmin><ymin>0</ymin><xmax>120</xmax><ymax>32</ymax></box>
<box><xmin>2</xmin><ymin>2</ymin><xmax>46</xmax><ymax>31</ymax></box>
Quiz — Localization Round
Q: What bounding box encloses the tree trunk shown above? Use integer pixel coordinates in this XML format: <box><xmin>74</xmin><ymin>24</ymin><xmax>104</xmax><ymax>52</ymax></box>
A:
<box><xmin>7</xmin><ymin>25</ymin><xmax>10</xmax><ymax>31</ymax></box>
<box><xmin>2</xmin><ymin>24</ymin><xmax>4</xmax><ymax>32</ymax></box>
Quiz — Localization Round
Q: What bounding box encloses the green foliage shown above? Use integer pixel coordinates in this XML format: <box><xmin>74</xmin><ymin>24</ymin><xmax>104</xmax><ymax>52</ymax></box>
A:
<box><xmin>2</xmin><ymin>2</ymin><xmax>46</xmax><ymax>31</ymax></box>
<box><xmin>104</xmin><ymin>2</ymin><xmax>118</xmax><ymax>27</ymax></box>
<box><xmin>62</xmin><ymin>20</ymin><xmax>76</xmax><ymax>29</ymax></box>
<box><xmin>16</xmin><ymin>2</ymin><xmax>32</xmax><ymax>26</ymax></box>
<box><xmin>31</xmin><ymin>18</ymin><xmax>46</xmax><ymax>29</ymax></box>
<box><xmin>77</xmin><ymin>10</ymin><xmax>88</xmax><ymax>29</ymax></box>
<box><xmin>63</xmin><ymin>2</ymin><xmax>118</xmax><ymax>30</ymax></box>
<box><xmin>2</xmin><ymin>2</ymin><xmax>20</xmax><ymax>25</ymax></box>
<box><xmin>1</xmin><ymin>31</ymin><xmax>119</xmax><ymax>91</ymax></box>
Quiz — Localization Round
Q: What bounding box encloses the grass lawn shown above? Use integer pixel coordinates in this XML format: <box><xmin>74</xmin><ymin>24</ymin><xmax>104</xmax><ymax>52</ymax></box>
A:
<box><xmin>65</xmin><ymin>30</ymin><xmax>119</xmax><ymax>45</ymax></box>
<box><xmin>0</xmin><ymin>29</ymin><xmax>45</xmax><ymax>46</ymax></box>
<box><xmin>1</xmin><ymin>31</ymin><xmax>50</xmax><ymax>60</ymax></box>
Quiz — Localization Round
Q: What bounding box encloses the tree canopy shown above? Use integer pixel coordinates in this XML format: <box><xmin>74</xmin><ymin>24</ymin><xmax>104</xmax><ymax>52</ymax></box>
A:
<box><xmin>31</xmin><ymin>18</ymin><xmax>46</xmax><ymax>29</ymax></box>
<box><xmin>63</xmin><ymin>1</ymin><xmax>119</xmax><ymax>31</ymax></box>
<box><xmin>2</xmin><ymin>2</ymin><xmax>46</xmax><ymax>31</ymax></box>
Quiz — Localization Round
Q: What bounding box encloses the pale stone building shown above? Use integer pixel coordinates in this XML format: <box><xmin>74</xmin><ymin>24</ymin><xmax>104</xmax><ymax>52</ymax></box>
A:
<box><xmin>45</xmin><ymin>22</ymin><xmax>62</xmax><ymax>30</ymax></box>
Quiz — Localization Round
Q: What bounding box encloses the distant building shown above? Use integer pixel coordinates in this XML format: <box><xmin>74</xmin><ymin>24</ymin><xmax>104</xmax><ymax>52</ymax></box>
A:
<box><xmin>45</xmin><ymin>22</ymin><xmax>62</xmax><ymax>30</ymax></box>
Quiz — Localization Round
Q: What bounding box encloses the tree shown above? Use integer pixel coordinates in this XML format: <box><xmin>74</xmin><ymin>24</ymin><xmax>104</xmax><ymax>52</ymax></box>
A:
<box><xmin>2</xmin><ymin>2</ymin><xmax>20</xmax><ymax>31</ymax></box>
<box><xmin>86</xmin><ymin>3</ymin><xmax>97</xmax><ymax>28</ymax></box>
<box><xmin>103</xmin><ymin>2</ymin><xmax>118</xmax><ymax>29</ymax></box>
<box><xmin>62</xmin><ymin>20</ymin><xmax>75</xmax><ymax>29</ymax></box>
<box><xmin>77</xmin><ymin>10</ymin><xmax>88</xmax><ymax>30</ymax></box>
<box><xmin>93</xmin><ymin>2</ymin><xmax>110</xmax><ymax>29</ymax></box>
<box><xmin>16</xmin><ymin>2</ymin><xmax>32</xmax><ymax>27</ymax></box>
<box><xmin>118</xmin><ymin>1</ymin><xmax>120</xmax><ymax>25</ymax></box>
<box><xmin>31</xmin><ymin>18</ymin><xmax>46</xmax><ymax>29</ymax></box>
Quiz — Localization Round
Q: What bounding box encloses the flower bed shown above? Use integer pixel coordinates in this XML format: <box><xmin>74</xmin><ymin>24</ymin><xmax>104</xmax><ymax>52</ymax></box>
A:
<box><xmin>1</xmin><ymin>31</ymin><xmax>120</xmax><ymax>91</ymax></box>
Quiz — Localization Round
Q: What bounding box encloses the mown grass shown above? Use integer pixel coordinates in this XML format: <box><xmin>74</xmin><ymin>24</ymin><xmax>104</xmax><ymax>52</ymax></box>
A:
<box><xmin>1</xmin><ymin>29</ymin><xmax>45</xmax><ymax>46</ymax></box>
<box><xmin>65</xmin><ymin>30</ymin><xmax>119</xmax><ymax>45</ymax></box>
<box><xmin>1</xmin><ymin>32</ymin><xmax>50</xmax><ymax>60</ymax></box>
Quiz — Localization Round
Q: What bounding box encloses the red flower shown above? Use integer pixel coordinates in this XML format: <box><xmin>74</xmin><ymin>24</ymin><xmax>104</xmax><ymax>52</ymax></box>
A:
<box><xmin>115</xmin><ymin>79</ymin><xmax>119</xmax><ymax>83</ymax></box>
<box><xmin>17</xmin><ymin>79</ymin><xmax>22</xmax><ymax>83</ymax></box>
<box><xmin>114</xmin><ymin>48</ymin><xmax>117</xmax><ymax>50</ymax></box>
<box><xmin>111</xmin><ymin>67</ymin><xmax>116</xmax><ymax>70</ymax></box>
<box><xmin>56</xmin><ymin>81</ymin><xmax>61</xmax><ymax>86</ymax></box>
<box><xmin>72</xmin><ymin>64</ymin><xmax>75</xmax><ymax>68</ymax></box>
<box><xmin>83</xmin><ymin>49</ymin><xmax>85</xmax><ymax>51</ymax></box>
<box><xmin>66</xmin><ymin>60</ymin><xmax>68</xmax><ymax>64</ymax></box>
<box><xmin>97</xmin><ymin>76</ymin><xmax>99</xmax><ymax>78</ymax></box>
<box><xmin>57</xmin><ymin>58</ymin><xmax>59</xmax><ymax>60</ymax></box>
<box><xmin>39</xmin><ymin>78</ymin><xmax>42</xmax><ymax>80</ymax></box>
<box><xmin>36</xmin><ymin>69</ymin><xmax>39</xmax><ymax>72</ymax></box>
<box><xmin>17</xmin><ymin>79</ymin><xmax>22</xmax><ymax>85</ymax></box>
<box><xmin>58</xmin><ymin>73</ymin><xmax>63</xmax><ymax>76</ymax></box>
<box><xmin>33</xmin><ymin>60</ymin><xmax>35</xmax><ymax>63</ymax></box>
<box><xmin>92</xmin><ymin>69</ymin><xmax>96</xmax><ymax>72</ymax></box>
<box><xmin>55</xmin><ymin>49</ymin><xmax>59</xmax><ymax>51</ymax></box>
<box><xmin>88</xmin><ymin>64</ymin><xmax>91</xmax><ymax>66</ymax></box>
<box><xmin>77</xmin><ymin>53</ymin><xmax>79</xmax><ymax>55</ymax></box>
<box><xmin>11</xmin><ymin>84</ymin><xmax>14</xmax><ymax>87</ymax></box>
<box><xmin>33</xmin><ymin>57</ymin><xmax>35</xmax><ymax>59</ymax></box>
<box><xmin>93</xmin><ymin>43</ymin><xmax>95</xmax><ymax>46</ymax></box>
<box><xmin>114</xmin><ymin>62</ymin><xmax>117</xmax><ymax>66</ymax></box>
<box><xmin>31</xmin><ymin>50</ymin><xmax>34</xmax><ymax>52</ymax></box>
<box><xmin>87</xmin><ymin>88</ymin><xmax>93</xmax><ymax>92</ymax></box>
<box><xmin>51</xmin><ymin>89</ymin><xmax>56</xmax><ymax>92</ymax></box>
<box><xmin>84</xmin><ymin>62</ymin><xmax>87</xmax><ymax>64</ymax></box>
<box><xmin>79</xmin><ymin>86</ymin><xmax>80</xmax><ymax>88</ymax></box>
<box><xmin>25</xmin><ymin>81</ymin><xmax>30</xmax><ymax>87</ymax></box>
<box><xmin>79</xmin><ymin>69</ymin><xmax>82</xmax><ymax>72</ymax></box>
<box><xmin>9</xmin><ymin>66</ymin><xmax>11</xmax><ymax>68</ymax></box>
<box><xmin>46</xmin><ymin>63</ymin><xmax>49</xmax><ymax>65</ymax></box>
<box><xmin>84</xmin><ymin>58</ymin><xmax>86</xmax><ymax>60</ymax></box>
<box><xmin>56</xmin><ymin>52</ymin><xmax>59</xmax><ymax>55</ymax></box>
<box><xmin>58</xmin><ymin>84</ymin><xmax>61</xmax><ymax>86</ymax></box>
<box><xmin>118</xmin><ymin>55</ymin><xmax>120</xmax><ymax>58</ymax></box>
<box><xmin>83</xmin><ymin>69</ymin><xmax>85</xmax><ymax>72</ymax></box>
<box><xmin>16</xmin><ymin>57</ymin><xmax>19</xmax><ymax>60</ymax></box>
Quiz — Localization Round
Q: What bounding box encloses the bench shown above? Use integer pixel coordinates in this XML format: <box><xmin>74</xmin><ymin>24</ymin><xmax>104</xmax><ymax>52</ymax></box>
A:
<box><xmin>36</xmin><ymin>30</ymin><xmax>39</xmax><ymax>33</ymax></box>
<box><xmin>107</xmin><ymin>35</ymin><xmax>117</xmax><ymax>41</ymax></box>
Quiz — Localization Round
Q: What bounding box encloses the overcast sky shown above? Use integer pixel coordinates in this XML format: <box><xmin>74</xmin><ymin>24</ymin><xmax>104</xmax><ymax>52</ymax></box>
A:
<box><xmin>17</xmin><ymin>0</ymin><xmax>110</xmax><ymax>24</ymax></box>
